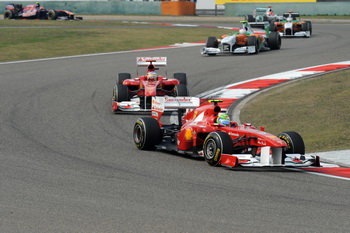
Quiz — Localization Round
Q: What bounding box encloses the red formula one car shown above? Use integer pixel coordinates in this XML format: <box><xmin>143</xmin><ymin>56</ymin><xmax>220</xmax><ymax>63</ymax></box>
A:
<box><xmin>133</xmin><ymin>98</ymin><xmax>320</xmax><ymax>168</ymax></box>
<box><xmin>112</xmin><ymin>57</ymin><xmax>189</xmax><ymax>112</ymax></box>
<box><xmin>4</xmin><ymin>3</ymin><xmax>79</xmax><ymax>20</ymax></box>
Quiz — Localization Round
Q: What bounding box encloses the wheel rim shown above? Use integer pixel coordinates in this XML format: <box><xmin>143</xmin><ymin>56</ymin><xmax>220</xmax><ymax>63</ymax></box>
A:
<box><xmin>133</xmin><ymin>124</ymin><xmax>144</xmax><ymax>145</ymax></box>
<box><xmin>205</xmin><ymin>139</ymin><xmax>217</xmax><ymax>159</ymax></box>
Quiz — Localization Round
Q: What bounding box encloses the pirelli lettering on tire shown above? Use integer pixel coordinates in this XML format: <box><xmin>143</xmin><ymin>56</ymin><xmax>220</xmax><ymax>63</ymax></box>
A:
<box><xmin>214</xmin><ymin>148</ymin><xmax>221</xmax><ymax>162</ymax></box>
<box><xmin>279</xmin><ymin>135</ymin><xmax>291</xmax><ymax>149</ymax></box>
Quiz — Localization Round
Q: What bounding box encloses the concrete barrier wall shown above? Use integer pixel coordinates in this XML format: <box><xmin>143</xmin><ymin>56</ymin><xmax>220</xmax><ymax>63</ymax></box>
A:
<box><xmin>225</xmin><ymin>2</ymin><xmax>350</xmax><ymax>16</ymax></box>
<box><xmin>1</xmin><ymin>1</ymin><xmax>161</xmax><ymax>15</ymax></box>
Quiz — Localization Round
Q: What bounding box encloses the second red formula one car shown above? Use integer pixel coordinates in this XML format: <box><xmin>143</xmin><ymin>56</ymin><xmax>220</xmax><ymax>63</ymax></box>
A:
<box><xmin>112</xmin><ymin>57</ymin><xmax>189</xmax><ymax>112</ymax></box>
<box><xmin>133</xmin><ymin>98</ymin><xmax>320</xmax><ymax>168</ymax></box>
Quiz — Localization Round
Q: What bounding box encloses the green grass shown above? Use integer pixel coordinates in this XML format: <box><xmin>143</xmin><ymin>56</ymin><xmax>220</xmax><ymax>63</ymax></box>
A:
<box><xmin>0</xmin><ymin>20</ymin><xmax>230</xmax><ymax>62</ymax></box>
<box><xmin>240</xmin><ymin>69</ymin><xmax>350</xmax><ymax>153</ymax></box>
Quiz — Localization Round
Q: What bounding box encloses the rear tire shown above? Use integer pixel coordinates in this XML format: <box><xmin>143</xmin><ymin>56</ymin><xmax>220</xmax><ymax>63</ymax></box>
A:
<box><xmin>133</xmin><ymin>117</ymin><xmax>162</xmax><ymax>150</ymax></box>
<box><xmin>175</xmin><ymin>84</ymin><xmax>189</xmax><ymax>96</ymax></box>
<box><xmin>117</xmin><ymin>73</ymin><xmax>131</xmax><ymax>84</ymax></box>
<box><xmin>173</xmin><ymin>73</ymin><xmax>187</xmax><ymax>85</ymax></box>
<box><xmin>48</xmin><ymin>10</ymin><xmax>57</xmax><ymax>20</ymax></box>
<box><xmin>278</xmin><ymin>131</ymin><xmax>305</xmax><ymax>155</ymax></box>
<box><xmin>245</xmin><ymin>15</ymin><xmax>255</xmax><ymax>22</ymax></box>
<box><xmin>270</xmin><ymin>22</ymin><xmax>277</xmax><ymax>32</ymax></box>
<box><xmin>268</xmin><ymin>32</ymin><xmax>281</xmax><ymax>50</ymax></box>
<box><xmin>204</xmin><ymin>131</ymin><xmax>234</xmax><ymax>166</ymax></box>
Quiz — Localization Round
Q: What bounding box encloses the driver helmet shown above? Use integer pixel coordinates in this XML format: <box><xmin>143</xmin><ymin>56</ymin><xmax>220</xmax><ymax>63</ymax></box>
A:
<box><xmin>239</xmin><ymin>28</ymin><xmax>247</xmax><ymax>35</ymax></box>
<box><xmin>147</xmin><ymin>71</ymin><xmax>158</xmax><ymax>81</ymax></box>
<box><xmin>216</xmin><ymin>114</ymin><xmax>230</xmax><ymax>126</ymax></box>
<box><xmin>287</xmin><ymin>17</ymin><xmax>293</xmax><ymax>22</ymax></box>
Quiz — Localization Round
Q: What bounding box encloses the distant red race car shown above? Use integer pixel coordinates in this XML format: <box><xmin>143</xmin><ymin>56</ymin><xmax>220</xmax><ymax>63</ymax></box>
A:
<box><xmin>112</xmin><ymin>57</ymin><xmax>189</xmax><ymax>112</ymax></box>
<box><xmin>133</xmin><ymin>97</ymin><xmax>320</xmax><ymax>168</ymax></box>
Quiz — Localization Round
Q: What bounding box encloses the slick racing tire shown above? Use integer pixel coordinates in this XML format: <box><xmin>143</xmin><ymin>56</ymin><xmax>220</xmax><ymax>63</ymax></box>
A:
<box><xmin>117</xmin><ymin>73</ymin><xmax>131</xmax><ymax>84</ymax></box>
<box><xmin>114</xmin><ymin>84</ymin><xmax>129</xmax><ymax>102</ymax></box>
<box><xmin>302</xmin><ymin>21</ymin><xmax>312</xmax><ymax>36</ymax></box>
<box><xmin>4</xmin><ymin>10</ymin><xmax>13</xmax><ymax>19</ymax></box>
<box><xmin>270</xmin><ymin>22</ymin><xmax>278</xmax><ymax>32</ymax></box>
<box><xmin>173</xmin><ymin>73</ymin><xmax>187</xmax><ymax>85</ymax></box>
<box><xmin>206</xmin><ymin>37</ymin><xmax>219</xmax><ymax>48</ymax></box>
<box><xmin>306</xmin><ymin>21</ymin><xmax>312</xmax><ymax>35</ymax></box>
<box><xmin>206</xmin><ymin>37</ymin><xmax>219</xmax><ymax>56</ymax></box>
<box><xmin>175</xmin><ymin>84</ymin><xmax>189</xmax><ymax>96</ymax></box>
<box><xmin>203</xmin><ymin>131</ymin><xmax>234</xmax><ymax>166</ymax></box>
<box><xmin>133</xmin><ymin>117</ymin><xmax>162</xmax><ymax>150</ymax></box>
<box><xmin>245</xmin><ymin>15</ymin><xmax>255</xmax><ymax>22</ymax></box>
<box><xmin>278</xmin><ymin>131</ymin><xmax>305</xmax><ymax>155</ymax></box>
<box><xmin>268</xmin><ymin>32</ymin><xmax>281</xmax><ymax>50</ymax></box>
<box><xmin>247</xmin><ymin>36</ymin><xmax>259</xmax><ymax>54</ymax></box>
<box><xmin>48</xmin><ymin>10</ymin><xmax>58</xmax><ymax>20</ymax></box>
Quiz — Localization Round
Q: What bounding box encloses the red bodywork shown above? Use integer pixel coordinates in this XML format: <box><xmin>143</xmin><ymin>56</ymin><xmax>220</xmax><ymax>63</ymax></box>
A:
<box><xmin>123</xmin><ymin>73</ymin><xmax>180</xmax><ymax>97</ymax></box>
<box><xmin>136</xmin><ymin>97</ymin><xmax>318</xmax><ymax>168</ymax></box>
<box><xmin>175</xmin><ymin>102</ymin><xmax>287</xmax><ymax>152</ymax></box>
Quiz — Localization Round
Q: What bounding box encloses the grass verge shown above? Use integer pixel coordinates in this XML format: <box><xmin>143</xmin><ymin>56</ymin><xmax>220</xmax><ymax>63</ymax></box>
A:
<box><xmin>240</xmin><ymin>69</ymin><xmax>350</xmax><ymax>153</ymax></box>
<box><xmin>0</xmin><ymin>20</ymin><xmax>230</xmax><ymax>62</ymax></box>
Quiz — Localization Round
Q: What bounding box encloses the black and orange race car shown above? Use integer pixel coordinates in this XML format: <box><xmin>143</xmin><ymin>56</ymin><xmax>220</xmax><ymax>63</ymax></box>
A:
<box><xmin>201</xmin><ymin>21</ymin><xmax>281</xmax><ymax>56</ymax></box>
<box><xmin>133</xmin><ymin>98</ymin><xmax>320</xmax><ymax>168</ymax></box>
<box><xmin>3</xmin><ymin>3</ymin><xmax>81</xmax><ymax>20</ymax></box>
<box><xmin>112</xmin><ymin>57</ymin><xmax>189</xmax><ymax>112</ymax></box>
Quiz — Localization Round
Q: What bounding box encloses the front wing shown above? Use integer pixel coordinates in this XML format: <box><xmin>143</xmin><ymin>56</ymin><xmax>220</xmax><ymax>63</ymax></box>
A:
<box><xmin>218</xmin><ymin>151</ymin><xmax>320</xmax><ymax>168</ymax></box>
<box><xmin>201</xmin><ymin>46</ymin><xmax>257</xmax><ymax>55</ymax></box>
<box><xmin>279</xmin><ymin>31</ymin><xmax>310</xmax><ymax>38</ymax></box>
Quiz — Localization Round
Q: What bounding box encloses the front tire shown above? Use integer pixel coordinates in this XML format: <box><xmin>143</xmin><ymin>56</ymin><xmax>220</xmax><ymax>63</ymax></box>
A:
<box><xmin>173</xmin><ymin>73</ymin><xmax>187</xmax><ymax>85</ymax></box>
<box><xmin>278</xmin><ymin>131</ymin><xmax>305</xmax><ymax>155</ymax></box>
<box><xmin>247</xmin><ymin>36</ymin><xmax>259</xmax><ymax>54</ymax></box>
<box><xmin>133</xmin><ymin>117</ymin><xmax>162</xmax><ymax>150</ymax></box>
<box><xmin>117</xmin><ymin>73</ymin><xmax>131</xmax><ymax>84</ymax></box>
<box><xmin>206</xmin><ymin>37</ymin><xmax>218</xmax><ymax>48</ymax></box>
<box><xmin>303</xmin><ymin>21</ymin><xmax>312</xmax><ymax>36</ymax></box>
<box><xmin>4</xmin><ymin>10</ymin><xmax>13</xmax><ymax>19</ymax></box>
<box><xmin>114</xmin><ymin>84</ymin><xmax>129</xmax><ymax>102</ymax></box>
<box><xmin>204</xmin><ymin>131</ymin><xmax>234</xmax><ymax>166</ymax></box>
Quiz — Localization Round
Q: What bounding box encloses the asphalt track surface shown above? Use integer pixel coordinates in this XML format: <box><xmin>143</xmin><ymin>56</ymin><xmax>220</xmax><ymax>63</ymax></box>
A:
<box><xmin>1</xmin><ymin>22</ymin><xmax>350</xmax><ymax>233</ymax></box>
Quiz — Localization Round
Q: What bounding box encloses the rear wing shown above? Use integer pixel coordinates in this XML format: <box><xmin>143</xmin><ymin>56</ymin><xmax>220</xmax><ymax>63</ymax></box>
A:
<box><xmin>151</xmin><ymin>96</ymin><xmax>200</xmax><ymax>122</ymax></box>
<box><xmin>136</xmin><ymin>57</ymin><xmax>167</xmax><ymax>67</ymax></box>
<box><xmin>136</xmin><ymin>57</ymin><xmax>167</xmax><ymax>75</ymax></box>
<box><xmin>255</xmin><ymin>7</ymin><xmax>269</xmax><ymax>13</ymax></box>
<box><xmin>283</xmin><ymin>12</ymin><xmax>300</xmax><ymax>19</ymax></box>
